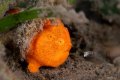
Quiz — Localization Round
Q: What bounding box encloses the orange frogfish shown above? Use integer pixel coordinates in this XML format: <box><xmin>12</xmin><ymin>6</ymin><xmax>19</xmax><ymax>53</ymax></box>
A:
<box><xmin>26</xmin><ymin>18</ymin><xmax>72</xmax><ymax>73</ymax></box>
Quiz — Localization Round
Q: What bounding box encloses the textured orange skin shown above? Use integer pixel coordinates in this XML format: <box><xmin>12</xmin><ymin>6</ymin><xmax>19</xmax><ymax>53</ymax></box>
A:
<box><xmin>26</xmin><ymin>19</ymin><xmax>72</xmax><ymax>73</ymax></box>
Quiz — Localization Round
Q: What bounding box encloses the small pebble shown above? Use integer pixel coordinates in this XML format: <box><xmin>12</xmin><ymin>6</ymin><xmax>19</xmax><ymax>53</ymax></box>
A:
<box><xmin>113</xmin><ymin>57</ymin><xmax>120</xmax><ymax>67</ymax></box>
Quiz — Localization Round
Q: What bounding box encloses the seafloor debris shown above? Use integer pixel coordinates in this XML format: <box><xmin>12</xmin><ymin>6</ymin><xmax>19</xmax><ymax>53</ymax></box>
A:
<box><xmin>0</xmin><ymin>42</ymin><xmax>20</xmax><ymax>80</ymax></box>
<box><xmin>113</xmin><ymin>57</ymin><xmax>120</xmax><ymax>67</ymax></box>
<box><xmin>52</xmin><ymin>5</ymin><xmax>89</xmax><ymax>24</ymax></box>
<box><xmin>0</xmin><ymin>0</ymin><xmax>15</xmax><ymax>18</ymax></box>
<box><xmin>84</xmin><ymin>51</ymin><xmax>94</xmax><ymax>58</ymax></box>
